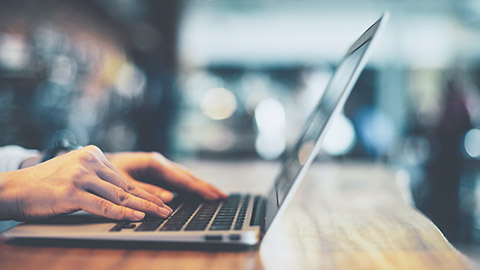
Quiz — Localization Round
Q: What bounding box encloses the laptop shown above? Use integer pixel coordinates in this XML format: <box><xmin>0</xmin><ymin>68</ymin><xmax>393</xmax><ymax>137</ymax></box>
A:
<box><xmin>3</xmin><ymin>13</ymin><xmax>388</xmax><ymax>247</ymax></box>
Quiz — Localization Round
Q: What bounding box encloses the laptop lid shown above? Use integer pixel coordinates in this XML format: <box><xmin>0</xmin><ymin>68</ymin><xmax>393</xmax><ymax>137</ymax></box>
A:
<box><xmin>263</xmin><ymin>13</ymin><xmax>389</xmax><ymax>231</ymax></box>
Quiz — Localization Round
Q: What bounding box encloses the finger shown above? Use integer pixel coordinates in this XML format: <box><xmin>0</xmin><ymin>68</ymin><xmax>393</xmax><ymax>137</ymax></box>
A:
<box><xmin>121</xmin><ymin>173</ymin><xmax>174</xmax><ymax>202</ymax></box>
<box><xmin>95</xmin><ymin>164</ymin><xmax>168</xmax><ymax>208</ymax></box>
<box><xmin>82</xmin><ymin>178</ymin><xmax>172</xmax><ymax>217</ymax></box>
<box><xmin>152</xmin><ymin>155</ymin><xmax>226</xmax><ymax>200</ymax></box>
<box><xmin>78</xmin><ymin>192</ymin><xmax>146</xmax><ymax>221</ymax></box>
<box><xmin>100</xmin><ymin>157</ymin><xmax>174</xmax><ymax>204</ymax></box>
<box><xmin>129</xmin><ymin>179</ymin><xmax>174</xmax><ymax>203</ymax></box>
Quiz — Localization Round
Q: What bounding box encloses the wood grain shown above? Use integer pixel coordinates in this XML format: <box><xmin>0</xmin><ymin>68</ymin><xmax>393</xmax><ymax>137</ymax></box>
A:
<box><xmin>0</xmin><ymin>161</ymin><xmax>471</xmax><ymax>270</ymax></box>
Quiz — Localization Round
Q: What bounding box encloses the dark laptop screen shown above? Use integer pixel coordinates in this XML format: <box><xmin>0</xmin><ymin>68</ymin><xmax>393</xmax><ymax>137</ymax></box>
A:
<box><xmin>263</xmin><ymin>13</ymin><xmax>387</xmax><ymax>231</ymax></box>
<box><xmin>275</xmin><ymin>40</ymin><xmax>370</xmax><ymax>205</ymax></box>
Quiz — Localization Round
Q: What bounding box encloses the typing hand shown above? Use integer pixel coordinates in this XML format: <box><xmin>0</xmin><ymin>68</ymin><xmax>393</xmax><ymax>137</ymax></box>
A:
<box><xmin>105</xmin><ymin>152</ymin><xmax>227</xmax><ymax>202</ymax></box>
<box><xmin>0</xmin><ymin>145</ymin><xmax>172</xmax><ymax>221</ymax></box>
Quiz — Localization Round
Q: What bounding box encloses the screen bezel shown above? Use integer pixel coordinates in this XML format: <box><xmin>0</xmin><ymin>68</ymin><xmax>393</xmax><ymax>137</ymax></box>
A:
<box><xmin>263</xmin><ymin>13</ymin><xmax>390</xmax><ymax>232</ymax></box>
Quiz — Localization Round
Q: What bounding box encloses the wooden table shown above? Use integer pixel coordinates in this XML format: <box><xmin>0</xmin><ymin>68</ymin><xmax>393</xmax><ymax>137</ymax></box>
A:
<box><xmin>0</xmin><ymin>161</ymin><xmax>472</xmax><ymax>270</ymax></box>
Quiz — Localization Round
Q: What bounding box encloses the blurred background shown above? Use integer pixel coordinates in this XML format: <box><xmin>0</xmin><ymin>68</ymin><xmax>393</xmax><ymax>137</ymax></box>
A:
<box><xmin>0</xmin><ymin>0</ymin><xmax>480</xmax><ymax>258</ymax></box>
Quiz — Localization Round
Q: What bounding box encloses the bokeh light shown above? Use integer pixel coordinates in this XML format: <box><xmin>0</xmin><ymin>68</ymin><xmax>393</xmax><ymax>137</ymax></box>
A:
<box><xmin>464</xmin><ymin>128</ymin><xmax>480</xmax><ymax>158</ymax></box>
<box><xmin>321</xmin><ymin>113</ymin><xmax>356</xmax><ymax>156</ymax></box>
<box><xmin>255</xmin><ymin>98</ymin><xmax>286</xmax><ymax>160</ymax></box>
<box><xmin>201</xmin><ymin>87</ymin><xmax>238</xmax><ymax>120</ymax></box>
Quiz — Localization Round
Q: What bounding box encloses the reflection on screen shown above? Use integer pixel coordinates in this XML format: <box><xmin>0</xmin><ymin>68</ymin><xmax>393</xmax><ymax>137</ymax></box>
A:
<box><xmin>270</xmin><ymin>39</ymin><xmax>371</xmax><ymax>208</ymax></box>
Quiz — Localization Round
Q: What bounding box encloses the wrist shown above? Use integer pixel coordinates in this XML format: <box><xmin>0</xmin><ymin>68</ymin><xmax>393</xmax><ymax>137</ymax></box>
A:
<box><xmin>41</xmin><ymin>139</ymin><xmax>81</xmax><ymax>163</ymax></box>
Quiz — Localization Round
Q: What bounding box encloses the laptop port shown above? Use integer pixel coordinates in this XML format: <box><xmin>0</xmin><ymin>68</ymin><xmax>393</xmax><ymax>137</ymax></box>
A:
<box><xmin>229</xmin><ymin>234</ymin><xmax>241</xmax><ymax>241</ymax></box>
<box><xmin>205</xmin><ymin>235</ymin><xmax>222</xmax><ymax>241</ymax></box>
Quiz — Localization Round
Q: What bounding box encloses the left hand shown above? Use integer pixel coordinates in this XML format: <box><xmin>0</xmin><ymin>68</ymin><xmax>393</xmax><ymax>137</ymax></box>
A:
<box><xmin>105</xmin><ymin>152</ymin><xmax>227</xmax><ymax>202</ymax></box>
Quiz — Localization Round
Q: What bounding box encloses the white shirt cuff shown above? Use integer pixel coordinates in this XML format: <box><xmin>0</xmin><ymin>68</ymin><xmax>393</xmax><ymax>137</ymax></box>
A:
<box><xmin>0</xmin><ymin>145</ymin><xmax>40</xmax><ymax>172</ymax></box>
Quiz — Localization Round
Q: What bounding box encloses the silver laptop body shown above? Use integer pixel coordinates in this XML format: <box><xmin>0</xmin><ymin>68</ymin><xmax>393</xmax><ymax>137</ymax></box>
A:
<box><xmin>3</xmin><ymin>13</ymin><xmax>388</xmax><ymax>247</ymax></box>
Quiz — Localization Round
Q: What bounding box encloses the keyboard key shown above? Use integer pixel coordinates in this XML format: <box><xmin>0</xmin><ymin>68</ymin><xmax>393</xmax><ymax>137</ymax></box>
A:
<box><xmin>207</xmin><ymin>194</ymin><xmax>243</xmax><ymax>231</ymax></box>
<box><xmin>124</xmin><ymin>223</ymin><xmax>136</xmax><ymax>229</ymax></box>
<box><xmin>110</xmin><ymin>223</ymin><xmax>124</xmax><ymax>232</ymax></box>
<box><xmin>184</xmin><ymin>225</ymin><xmax>208</xmax><ymax>231</ymax></box>
<box><xmin>210</xmin><ymin>225</ymin><xmax>231</xmax><ymax>231</ymax></box>
<box><xmin>128</xmin><ymin>194</ymin><xmax>249</xmax><ymax>233</ymax></box>
<box><xmin>159</xmin><ymin>203</ymin><xmax>200</xmax><ymax>231</ymax></box>
<box><xmin>110</xmin><ymin>221</ymin><xmax>136</xmax><ymax>232</ymax></box>
<box><xmin>160</xmin><ymin>225</ymin><xmax>183</xmax><ymax>231</ymax></box>
<box><xmin>135</xmin><ymin>220</ymin><xmax>165</xmax><ymax>232</ymax></box>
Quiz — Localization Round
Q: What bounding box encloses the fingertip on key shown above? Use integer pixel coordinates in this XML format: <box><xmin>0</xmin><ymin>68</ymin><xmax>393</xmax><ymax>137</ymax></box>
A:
<box><xmin>159</xmin><ymin>207</ymin><xmax>172</xmax><ymax>217</ymax></box>
<box><xmin>160</xmin><ymin>192</ymin><xmax>174</xmax><ymax>202</ymax></box>
<box><xmin>132</xmin><ymin>211</ymin><xmax>145</xmax><ymax>221</ymax></box>
<box><xmin>204</xmin><ymin>191</ymin><xmax>222</xmax><ymax>200</ymax></box>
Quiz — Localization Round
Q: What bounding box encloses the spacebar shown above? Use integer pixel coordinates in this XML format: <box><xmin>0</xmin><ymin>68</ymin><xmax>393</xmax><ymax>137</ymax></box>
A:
<box><xmin>134</xmin><ymin>220</ymin><xmax>164</xmax><ymax>231</ymax></box>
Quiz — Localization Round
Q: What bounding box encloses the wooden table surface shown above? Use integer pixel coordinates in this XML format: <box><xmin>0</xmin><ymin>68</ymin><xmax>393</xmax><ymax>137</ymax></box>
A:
<box><xmin>0</xmin><ymin>161</ymin><xmax>472</xmax><ymax>270</ymax></box>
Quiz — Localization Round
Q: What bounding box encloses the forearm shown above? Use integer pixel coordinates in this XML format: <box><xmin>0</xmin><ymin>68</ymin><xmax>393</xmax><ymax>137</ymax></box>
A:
<box><xmin>0</xmin><ymin>171</ymin><xmax>20</xmax><ymax>220</ymax></box>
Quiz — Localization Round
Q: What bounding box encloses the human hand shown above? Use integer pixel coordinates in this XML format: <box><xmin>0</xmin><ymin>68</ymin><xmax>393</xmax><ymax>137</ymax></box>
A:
<box><xmin>106</xmin><ymin>152</ymin><xmax>227</xmax><ymax>202</ymax></box>
<box><xmin>0</xmin><ymin>145</ymin><xmax>172</xmax><ymax>221</ymax></box>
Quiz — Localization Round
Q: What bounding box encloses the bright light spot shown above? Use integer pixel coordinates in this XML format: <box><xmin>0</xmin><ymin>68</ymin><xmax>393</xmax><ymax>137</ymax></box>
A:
<box><xmin>201</xmin><ymin>88</ymin><xmax>237</xmax><ymax>120</ymax></box>
<box><xmin>115</xmin><ymin>63</ymin><xmax>146</xmax><ymax>98</ymax></box>
<box><xmin>298</xmin><ymin>140</ymin><xmax>315</xmax><ymax>165</ymax></box>
<box><xmin>321</xmin><ymin>113</ymin><xmax>356</xmax><ymax>156</ymax></box>
<box><xmin>256</xmin><ymin>133</ymin><xmax>286</xmax><ymax>160</ymax></box>
<box><xmin>255</xmin><ymin>98</ymin><xmax>286</xmax><ymax>133</ymax></box>
<box><xmin>465</xmin><ymin>129</ymin><xmax>480</xmax><ymax>158</ymax></box>
<box><xmin>255</xmin><ymin>98</ymin><xmax>286</xmax><ymax>160</ymax></box>
<box><xmin>0</xmin><ymin>34</ymin><xmax>30</xmax><ymax>70</ymax></box>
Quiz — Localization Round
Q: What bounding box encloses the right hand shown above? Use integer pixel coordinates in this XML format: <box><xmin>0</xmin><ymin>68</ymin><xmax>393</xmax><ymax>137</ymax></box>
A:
<box><xmin>0</xmin><ymin>145</ymin><xmax>172</xmax><ymax>221</ymax></box>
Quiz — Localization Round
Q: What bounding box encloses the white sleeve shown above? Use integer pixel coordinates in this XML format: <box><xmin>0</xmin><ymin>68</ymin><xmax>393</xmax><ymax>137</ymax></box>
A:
<box><xmin>0</xmin><ymin>145</ymin><xmax>40</xmax><ymax>172</ymax></box>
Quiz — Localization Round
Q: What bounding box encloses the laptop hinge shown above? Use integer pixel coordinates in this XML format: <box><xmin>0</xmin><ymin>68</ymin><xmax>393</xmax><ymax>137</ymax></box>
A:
<box><xmin>250</xmin><ymin>196</ymin><xmax>266</xmax><ymax>229</ymax></box>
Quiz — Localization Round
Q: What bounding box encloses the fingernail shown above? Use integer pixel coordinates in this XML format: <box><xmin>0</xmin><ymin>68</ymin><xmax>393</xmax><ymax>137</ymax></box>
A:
<box><xmin>133</xmin><ymin>211</ymin><xmax>145</xmax><ymax>220</ymax></box>
<box><xmin>159</xmin><ymin>207</ymin><xmax>172</xmax><ymax>217</ymax></box>
<box><xmin>160</xmin><ymin>192</ymin><xmax>173</xmax><ymax>202</ymax></box>
<box><xmin>205</xmin><ymin>192</ymin><xmax>219</xmax><ymax>200</ymax></box>
<box><xmin>210</xmin><ymin>191</ymin><xmax>222</xmax><ymax>199</ymax></box>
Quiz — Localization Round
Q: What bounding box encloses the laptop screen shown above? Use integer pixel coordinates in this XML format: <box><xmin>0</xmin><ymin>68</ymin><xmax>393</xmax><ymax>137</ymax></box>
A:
<box><xmin>264</xmin><ymin>14</ymin><xmax>388</xmax><ymax>231</ymax></box>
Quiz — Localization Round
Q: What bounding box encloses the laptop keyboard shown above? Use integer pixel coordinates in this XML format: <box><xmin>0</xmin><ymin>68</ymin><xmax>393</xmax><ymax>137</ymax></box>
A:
<box><xmin>110</xmin><ymin>194</ymin><xmax>251</xmax><ymax>232</ymax></box>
